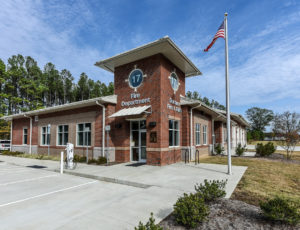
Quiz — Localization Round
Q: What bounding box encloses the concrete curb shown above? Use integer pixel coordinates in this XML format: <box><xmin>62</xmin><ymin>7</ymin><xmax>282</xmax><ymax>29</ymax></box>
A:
<box><xmin>52</xmin><ymin>169</ymin><xmax>152</xmax><ymax>189</ymax></box>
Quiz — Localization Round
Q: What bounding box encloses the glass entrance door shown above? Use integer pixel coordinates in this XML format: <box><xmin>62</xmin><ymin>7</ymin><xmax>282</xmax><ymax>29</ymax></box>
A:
<box><xmin>131</xmin><ymin>120</ymin><xmax>147</xmax><ymax>162</ymax></box>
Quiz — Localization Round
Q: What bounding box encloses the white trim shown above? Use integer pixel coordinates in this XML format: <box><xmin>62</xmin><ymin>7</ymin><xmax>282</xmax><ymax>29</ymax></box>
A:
<box><xmin>22</xmin><ymin>127</ymin><xmax>28</xmax><ymax>145</ymax></box>
<box><xmin>56</xmin><ymin>124</ymin><xmax>69</xmax><ymax>146</ymax></box>
<box><xmin>130</xmin><ymin>120</ymin><xmax>147</xmax><ymax>162</ymax></box>
<box><xmin>203</xmin><ymin>125</ymin><xmax>208</xmax><ymax>145</ymax></box>
<box><xmin>169</xmin><ymin>119</ymin><xmax>180</xmax><ymax>147</ymax></box>
<box><xmin>76</xmin><ymin>122</ymin><xmax>92</xmax><ymax>147</ymax></box>
<box><xmin>41</xmin><ymin>126</ymin><xmax>50</xmax><ymax>146</ymax></box>
<box><xmin>195</xmin><ymin>123</ymin><xmax>201</xmax><ymax>146</ymax></box>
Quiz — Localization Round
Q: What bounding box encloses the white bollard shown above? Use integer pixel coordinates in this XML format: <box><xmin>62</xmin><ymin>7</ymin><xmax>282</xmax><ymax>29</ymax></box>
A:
<box><xmin>60</xmin><ymin>151</ymin><xmax>64</xmax><ymax>174</ymax></box>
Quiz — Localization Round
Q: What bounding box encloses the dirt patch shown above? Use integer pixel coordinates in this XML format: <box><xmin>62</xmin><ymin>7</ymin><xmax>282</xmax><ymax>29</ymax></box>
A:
<box><xmin>160</xmin><ymin>199</ymin><xmax>299</xmax><ymax>230</ymax></box>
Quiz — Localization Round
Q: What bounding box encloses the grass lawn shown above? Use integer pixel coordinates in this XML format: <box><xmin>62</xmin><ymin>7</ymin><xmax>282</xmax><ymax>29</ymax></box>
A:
<box><xmin>248</xmin><ymin>140</ymin><xmax>300</xmax><ymax>146</ymax></box>
<box><xmin>201</xmin><ymin>156</ymin><xmax>300</xmax><ymax>207</ymax></box>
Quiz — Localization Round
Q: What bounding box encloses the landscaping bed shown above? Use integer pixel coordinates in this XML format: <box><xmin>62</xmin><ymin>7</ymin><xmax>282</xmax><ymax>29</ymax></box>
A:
<box><xmin>200</xmin><ymin>156</ymin><xmax>300</xmax><ymax>208</ymax></box>
<box><xmin>160</xmin><ymin>198</ymin><xmax>299</xmax><ymax>230</ymax></box>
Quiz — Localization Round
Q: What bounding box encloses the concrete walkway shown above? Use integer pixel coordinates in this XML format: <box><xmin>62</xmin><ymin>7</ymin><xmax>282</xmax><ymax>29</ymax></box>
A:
<box><xmin>0</xmin><ymin>155</ymin><xmax>247</xmax><ymax>229</ymax></box>
<box><xmin>247</xmin><ymin>144</ymin><xmax>300</xmax><ymax>151</ymax></box>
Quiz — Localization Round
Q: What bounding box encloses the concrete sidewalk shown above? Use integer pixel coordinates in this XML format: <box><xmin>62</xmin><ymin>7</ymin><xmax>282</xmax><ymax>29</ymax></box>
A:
<box><xmin>0</xmin><ymin>155</ymin><xmax>247</xmax><ymax>229</ymax></box>
<box><xmin>0</xmin><ymin>155</ymin><xmax>246</xmax><ymax>198</ymax></box>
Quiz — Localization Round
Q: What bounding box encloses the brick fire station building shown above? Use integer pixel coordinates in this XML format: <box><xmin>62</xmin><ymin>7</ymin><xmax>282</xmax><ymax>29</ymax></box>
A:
<box><xmin>2</xmin><ymin>37</ymin><xmax>248</xmax><ymax>165</ymax></box>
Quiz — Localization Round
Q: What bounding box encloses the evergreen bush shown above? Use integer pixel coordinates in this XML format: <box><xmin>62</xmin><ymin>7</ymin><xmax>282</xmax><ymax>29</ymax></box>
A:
<box><xmin>214</xmin><ymin>144</ymin><xmax>224</xmax><ymax>155</ymax></box>
<box><xmin>255</xmin><ymin>142</ymin><xmax>276</xmax><ymax>157</ymax></box>
<box><xmin>173</xmin><ymin>193</ymin><xmax>209</xmax><ymax>228</ymax></box>
<box><xmin>134</xmin><ymin>213</ymin><xmax>163</xmax><ymax>230</ymax></box>
<box><xmin>195</xmin><ymin>179</ymin><xmax>227</xmax><ymax>202</ymax></box>
<box><xmin>235</xmin><ymin>143</ymin><xmax>246</xmax><ymax>156</ymax></box>
<box><xmin>73</xmin><ymin>154</ymin><xmax>87</xmax><ymax>163</ymax></box>
<box><xmin>260</xmin><ymin>196</ymin><xmax>300</xmax><ymax>225</ymax></box>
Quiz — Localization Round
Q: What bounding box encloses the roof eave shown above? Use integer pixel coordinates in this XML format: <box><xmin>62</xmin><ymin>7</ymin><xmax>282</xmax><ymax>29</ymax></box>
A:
<box><xmin>0</xmin><ymin>95</ymin><xmax>117</xmax><ymax>121</ymax></box>
<box><xmin>95</xmin><ymin>36</ymin><xmax>202</xmax><ymax>77</ymax></box>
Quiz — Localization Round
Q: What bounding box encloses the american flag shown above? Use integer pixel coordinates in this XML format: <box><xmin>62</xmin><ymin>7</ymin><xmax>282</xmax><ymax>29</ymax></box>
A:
<box><xmin>204</xmin><ymin>21</ymin><xmax>225</xmax><ymax>52</ymax></box>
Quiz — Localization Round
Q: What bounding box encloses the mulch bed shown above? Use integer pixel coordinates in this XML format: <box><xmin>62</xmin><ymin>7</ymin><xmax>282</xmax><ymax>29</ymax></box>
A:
<box><xmin>160</xmin><ymin>198</ymin><xmax>299</xmax><ymax>230</ymax></box>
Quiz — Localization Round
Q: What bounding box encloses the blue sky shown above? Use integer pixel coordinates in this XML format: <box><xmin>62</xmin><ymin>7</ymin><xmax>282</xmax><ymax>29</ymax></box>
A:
<box><xmin>0</xmin><ymin>0</ymin><xmax>299</xmax><ymax>117</ymax></box>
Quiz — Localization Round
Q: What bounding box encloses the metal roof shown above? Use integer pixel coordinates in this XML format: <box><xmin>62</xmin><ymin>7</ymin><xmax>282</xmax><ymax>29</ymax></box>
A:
<box><xmin>109</xmin><ymin>105</ymin><xmax>151</xmax><ymax>118</ymax></box>
<box><xmin>1</xmin><ymin>95</ymin><xmax>117</xmax><ymax>121</ymax></box>
<box><xmin>95</xmin><ymin>36</ymin><xmax>202</xmax><ymax>77</ymax></box>
<box><xmin>213</xmin><ymin>108</ymin><xmax>250</xmax><ymax>127</ymax></box>
<box><xmin>180</xmin><ymin>96</ymin><xmax>250</xmax><ymax>126</ymax></box>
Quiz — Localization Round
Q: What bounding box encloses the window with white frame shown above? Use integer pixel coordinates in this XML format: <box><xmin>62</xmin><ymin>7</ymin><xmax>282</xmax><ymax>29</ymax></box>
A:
<box><xmin>195</xmin><ymin>123</ymin><xmax>201</xmax><ymax>145</ymax></box>
<box><xmin>169</xmin><ymin>120</ymin><xmax>180</xmax><ymax>147</ymax></box>
<box><xmin>77</xmin><ymin>123</ymin><xmax>91</xmax><ymax>146</ymax></box>
<box><xmin>23</xmin><ymin>128</ymin><xmax>28</xmax><ymax>145</ymax></box>
<box><xmin>203</xmin><ymin>125</ymin><xmax>208</xmax><ymax>145</ymax></box>
<box><xmin>57</xmin><ymin>125</ymin><xmax>68</xmax><ymax>146</ymax></box>
<box><xmin>41</xmin><ymin>126</ymin><xmax>50</xmax><ymax>146</ymax></box>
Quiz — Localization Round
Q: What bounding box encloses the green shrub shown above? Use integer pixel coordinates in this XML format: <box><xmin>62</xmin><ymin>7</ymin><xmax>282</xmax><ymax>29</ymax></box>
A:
<box><xmin>214</xmin><ymin>144</ymin><xmax>224</xmax><ymax>155</ymax></box>
<box><xmin>256</xmin><ymin>142</ymin><xmax>276</xmax><ymax>157</ymax></box>
<box><xmin>2</xmin><ymin>150</ymin><xmax>23</xmax><ymax>156</ymax></box>
<box><xmin>87</xmin><ymin>158</ymin><xmax>97</xmax><ymax>164</ymax></box>
<box><xmin>96</xmin><ymin>156</ymin><xmax>107</xmax><ymax>165</ymax></box>
<box><xmin>195</xmin><ymin>179</ymin><xmax>227</xmax><ymax>203</ymax></box>
<box><xmin>73</xmin><ymin>154</ymin><xmax>87</xmax><ymax>163</ymax></box>
<box><xmin>134</xmin><ymin>213</ymin><xmax>163</xmax><ymax>230</ymax></box>
<box><xmin>264</xmin><ymin>142</ymin><xmax>276</xmax><ymax>155</ymax></box>
<box><xmin>260</xmin><ymin>196</ymin><xmax>300</xmax><ymax>225</ymax></box>
<box><xmin>173</xmin><ymin>193</ymin><xmax>209</xmax><ymax>228</ymax></box>
<box><xmin>235</xmin><ymin>143</ymin><xmax>246</xmax><ymax>156</ymax></box>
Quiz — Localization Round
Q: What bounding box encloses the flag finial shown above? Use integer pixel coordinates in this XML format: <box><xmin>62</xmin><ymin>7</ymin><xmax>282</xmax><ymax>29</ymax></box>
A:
<box><xmin>225</xmin><ymin>12</ymin><xmax>228</xmax><ymax>16</ymax></box>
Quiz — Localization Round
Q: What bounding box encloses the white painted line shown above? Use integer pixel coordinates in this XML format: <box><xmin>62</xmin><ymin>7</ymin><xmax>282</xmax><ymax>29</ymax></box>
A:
<box><xmin>0</xmin><ymin>168</ymin><xmax>25</xmax><ymax>172</ymax></box>
<box><xmin>0</xmin><ymin>169</ymin><xmax>33</xmax><ymax>175</ymax></box>
<box><xmin>0</xmin><ymin>174</ymin><xmax>58</xmax><ymax>186</ymax></box>
<box><xmin>0</xmin><ymin>180</ymin><xmax>97</xmax><ymax>208</ymax></box>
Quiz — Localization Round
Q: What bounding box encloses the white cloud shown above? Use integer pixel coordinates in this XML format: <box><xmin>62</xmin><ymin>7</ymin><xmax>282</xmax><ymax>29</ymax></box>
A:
<box><xmin>0</xmin><ymin>0</ymin><xmax>113</xmax><ymax>83</ymax></box>
<box><xmin>185</xmin><ymin>11</ymin><xmax>300</xmax><ymax>113</ymax></box>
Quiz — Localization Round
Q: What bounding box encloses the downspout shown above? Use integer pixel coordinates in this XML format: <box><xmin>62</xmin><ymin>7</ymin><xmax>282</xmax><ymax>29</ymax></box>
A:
<box><xmin>10</xmin><ymin>119</ymin><xmax>13</xmax><ymax>151</ymax></box>
<box><xmin>212</xmin><ymin>118</ymin><xmax>215</xmax><ymax>154</ymax></box>
<box><xmin>96</xmin><ymin>101</ymin><xmax>105</xmax><ymax>157</ymax></box>
<box><xmin>24</xmin><ymin>114</ymin><xmax>32</xmax><ymax>154</ymax></box>
<box><xmin>190</xmin><ymin>104</ymin><xmax>201</xmax><ymax>159</ymax></box>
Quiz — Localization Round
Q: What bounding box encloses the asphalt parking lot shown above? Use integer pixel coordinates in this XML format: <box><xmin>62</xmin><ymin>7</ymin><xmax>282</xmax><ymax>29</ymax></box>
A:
<box><xmin>0</xmin><ymin>157</ymin><xmax>247</xmax><ymax>230</ymax></box>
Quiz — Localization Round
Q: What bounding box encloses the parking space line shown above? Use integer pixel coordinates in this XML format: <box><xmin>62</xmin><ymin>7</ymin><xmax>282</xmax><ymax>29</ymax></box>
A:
<box><xmin>0</xmin><ymin>175</ymin><xmax>58</xmax><ymax>186</ymax></box>
<box><xmin>0</xmin><ymin>181</ymin><xmax>97</xmax><ymax>208</ymax></box>
<box><xmin>0</xmin><ymin>169</ymin><xmax>33</xmax><ymax>175</ymax></box>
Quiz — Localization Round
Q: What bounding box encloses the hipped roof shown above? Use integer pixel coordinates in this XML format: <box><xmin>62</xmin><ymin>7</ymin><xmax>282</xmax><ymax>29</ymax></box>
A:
<box><xmin>1</xmin><ymin>95</ymin><xmax>117</xmax><ymax>121</ymax></box>
<box><xmin>95</xmin><ymin>36</ymin><xmax>201</xmax><ymax>77</ymax></box>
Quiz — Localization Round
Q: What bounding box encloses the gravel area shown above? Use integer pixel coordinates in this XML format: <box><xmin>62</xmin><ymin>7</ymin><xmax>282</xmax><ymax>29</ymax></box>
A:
<box><xmin>160</xmin><ymin>198</ymin><xmax>300</xmax><ymax>230</ymax></box>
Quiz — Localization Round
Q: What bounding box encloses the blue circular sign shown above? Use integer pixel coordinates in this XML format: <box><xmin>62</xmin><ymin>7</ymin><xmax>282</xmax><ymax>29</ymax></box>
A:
<box><xmin>129</xmin><ymin>69</ymin><xmax>143</xmax><ymax>88</ymax></box>
<box><xmin>170</xmin><ymin>72</ymin><xmax>179</xmax><ymax>91</ymax></box>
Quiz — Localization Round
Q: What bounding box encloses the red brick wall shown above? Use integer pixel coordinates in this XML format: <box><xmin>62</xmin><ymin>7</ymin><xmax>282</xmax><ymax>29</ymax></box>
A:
<box><xmin>214</xmin><ymin>121</ymin><xmax>223</xmax><ymax>143</ymax></box>
<box><xmin>112</xmin><ymin>54</ymin><xmax>186</xmax><ymax>165</ymax></box>
<box><xmin>181</xmin><ymin>106</ymin><xmax>191</xmax><ymax>147</ymax></box>
<box><xmin>12</xmin><ymin>118</ymin><xmax>30</xmax><ymax>145</ymax></box>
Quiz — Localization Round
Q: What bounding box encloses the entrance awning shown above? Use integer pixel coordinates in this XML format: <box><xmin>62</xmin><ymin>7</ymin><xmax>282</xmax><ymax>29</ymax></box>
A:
<box><xmin>109</xmin><ymin>105</ymin><xmax>151</xmax><ymax>118</ymax></box>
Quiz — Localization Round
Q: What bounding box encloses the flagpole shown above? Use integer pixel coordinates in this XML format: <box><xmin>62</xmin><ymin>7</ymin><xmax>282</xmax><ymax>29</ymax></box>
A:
<box><xmin>224</xmin><ymin>12</ymin><xmax>232</xmax><ymax>175</ymax></box>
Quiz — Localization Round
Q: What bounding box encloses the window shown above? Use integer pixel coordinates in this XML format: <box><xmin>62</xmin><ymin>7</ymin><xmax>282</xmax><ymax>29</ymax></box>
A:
<box><xmin>57</xmin><ymin>125</ymin><xmax>68</xmax><ymax>146</ymax></box>
<box><xmin>77</xmin><ymin>123</ymin><xmax>91</xmax><ymax>146</ymax></box>
<box><xmin>169</xmin><ymin>72</ymin><xmax>179</xmax><ymax>91</ymax></box>
<box><xmin>195</xmin><ymin>123</ymin><xmax>201</xmax><ymax>145</ymax></box>
<box><xmin>41</xmin><ymin>126</ymin><xmax>50</xmax><ymax>146</ymax></box>
<box><xmin>23</xmin><ymin>128</ymin><xmax>28</xmax><ymax>145</ymax></box>
<box><xmin>169</xmin><ymin>120</ymin><xmax>180</xmax><ymax>147</ymax></box>
<box><xmin>203</xmin><ymin>125</ymin><xmax>207</xmax><ymax>145</ymax></box>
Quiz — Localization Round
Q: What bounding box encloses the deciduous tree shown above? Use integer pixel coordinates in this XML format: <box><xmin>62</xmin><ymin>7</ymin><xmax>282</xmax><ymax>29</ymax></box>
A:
<box><xmin>273</xmin><ymin>111</ymin><xmax>300</xmax><ymax>160</ymax></box>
